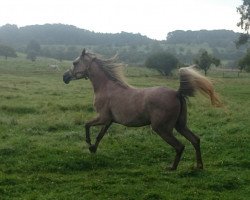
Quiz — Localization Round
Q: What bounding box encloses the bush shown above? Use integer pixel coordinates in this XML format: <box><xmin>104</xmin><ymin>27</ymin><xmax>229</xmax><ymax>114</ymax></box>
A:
<box><xmin>238</xmin><ymin>49</ymin><xmax>250</xmax><ymax>72</ymax></box>
<box><xmin>0</xmin><ymin>44</ymin><xmax>17</xmax><ymax>59</ymax></box>
<box><xmin>145</xmin><ymin>52</ymin><xmax>179</xmax><ymax>76</ymax></box>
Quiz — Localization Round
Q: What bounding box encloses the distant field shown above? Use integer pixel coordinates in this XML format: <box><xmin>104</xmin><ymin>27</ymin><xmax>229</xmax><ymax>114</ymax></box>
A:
<box><xmin>0</xmin><ymin>57</ymin><xmax>249</xmax><ymax>200</ymax></box>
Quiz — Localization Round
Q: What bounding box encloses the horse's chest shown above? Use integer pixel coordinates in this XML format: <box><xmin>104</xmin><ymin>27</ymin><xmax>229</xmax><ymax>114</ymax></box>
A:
<box><xmin>93</xmin><ymin>97</ymin><xmax>109</xmax><ymax>112</ymax></box>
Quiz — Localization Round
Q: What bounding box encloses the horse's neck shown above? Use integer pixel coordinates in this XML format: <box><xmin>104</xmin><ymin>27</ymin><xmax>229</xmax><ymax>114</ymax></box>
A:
<box><xmin>89</xmin><ymin>64</ymin><xmax>110</xmax><ymax>93</ymax></box>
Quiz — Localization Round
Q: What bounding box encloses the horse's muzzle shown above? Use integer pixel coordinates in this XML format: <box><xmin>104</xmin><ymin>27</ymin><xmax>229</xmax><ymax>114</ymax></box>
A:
<box><xmin>63</xmin><ymin>71</ymin><xmax>72</xmax><ymax>84</ymax></box>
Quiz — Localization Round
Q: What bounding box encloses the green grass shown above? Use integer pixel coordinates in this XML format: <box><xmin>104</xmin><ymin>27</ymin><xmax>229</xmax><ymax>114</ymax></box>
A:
<box><xmin>0</xmin><ymin>57</ymin><xmax>250</xmax><ymax>199</ymax></box>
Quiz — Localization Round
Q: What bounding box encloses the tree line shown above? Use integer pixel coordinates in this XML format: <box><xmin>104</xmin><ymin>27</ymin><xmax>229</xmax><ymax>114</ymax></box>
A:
<box><xmin>0</xmin><ymin>21</ymin><xmax>249</xmax><ymax>73</ymax></box>
<box><xmin>0</xmin><ymin>40</ymin><xmax>221</xmax><ymax>76</ymax></box>
<box><xmin>0</xmin><ymin>24</ymin><xmax>153</xmax><ymax>47</ymax></box>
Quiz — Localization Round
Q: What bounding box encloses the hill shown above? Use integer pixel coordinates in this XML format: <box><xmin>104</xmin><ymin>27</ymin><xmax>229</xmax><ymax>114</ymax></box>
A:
<box><xmin>0</xmin><ymin>24</ymin><xmax>154</xmax><ymax>47</ymax></box>
<box><xmin>165</xmin><ymin>30</ymin><xmax>246</xmax><ymax>67</ymax></box>
<box><xmin>166</xmin><ymin>29</ymin><xmax>239</xmax><ymax>47</ymax></box>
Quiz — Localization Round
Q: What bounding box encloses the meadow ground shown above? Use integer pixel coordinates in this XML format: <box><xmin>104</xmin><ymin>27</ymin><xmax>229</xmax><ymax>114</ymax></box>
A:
<box><xmin>0</xmin><ymin>57</ymin><xmax>249</xmax><ymax>200</ymax></box>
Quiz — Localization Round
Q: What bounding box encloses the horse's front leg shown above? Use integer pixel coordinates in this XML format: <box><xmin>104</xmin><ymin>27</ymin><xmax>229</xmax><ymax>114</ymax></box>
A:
<box><xmin>85</xmin><ymin>116</ymin><xmax>112</xmax><ymax>152</ymax></box>
<box><xmin>85</xmin><ymin>117</ymin><xmax>101</xmax><ymax>146</ymax></box>
<box><xmin>88</xmin><ymin>122</ymin><xmax>112</xmax><ymax>153</ymax></box>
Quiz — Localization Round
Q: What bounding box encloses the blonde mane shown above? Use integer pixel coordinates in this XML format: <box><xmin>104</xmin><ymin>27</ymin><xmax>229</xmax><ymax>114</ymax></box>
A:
<box><xmin>87</xmin><ymin>52</ymin><xmax>129</xmax><ymax>88</ymax></box>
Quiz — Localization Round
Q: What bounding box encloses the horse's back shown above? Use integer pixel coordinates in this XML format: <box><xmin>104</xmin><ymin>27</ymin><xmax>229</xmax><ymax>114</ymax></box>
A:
<box><xmin>144</xmin><ymin>86</ymin><xmax>179</xmax><ymax>105</ymax></box>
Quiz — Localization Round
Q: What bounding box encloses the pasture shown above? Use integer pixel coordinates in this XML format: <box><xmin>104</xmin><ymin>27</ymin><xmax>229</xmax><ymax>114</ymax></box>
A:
<box><xmin>0</xmin><ymin>56</ymin><xmax>249</xmax><ymax>199</ymax></box>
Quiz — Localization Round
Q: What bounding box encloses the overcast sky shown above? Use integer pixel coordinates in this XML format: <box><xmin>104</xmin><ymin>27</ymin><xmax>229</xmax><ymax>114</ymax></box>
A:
<box><xmin>0</xmin><ymin>0</ymin><xmax>243</xmax><ymax>40</ymax></box>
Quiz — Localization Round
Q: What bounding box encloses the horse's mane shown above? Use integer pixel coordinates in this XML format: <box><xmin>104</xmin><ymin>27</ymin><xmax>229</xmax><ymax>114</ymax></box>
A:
<box><xmin>87</xmin><ymin>52</ymin><xmax>129</xmax><ymax>88</ymax></box>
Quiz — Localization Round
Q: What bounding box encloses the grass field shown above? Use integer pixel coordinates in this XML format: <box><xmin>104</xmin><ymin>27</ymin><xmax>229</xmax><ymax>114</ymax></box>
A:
<box><xmin>0</xmin><ymin>56</ymin><xmax>250</xmax><ymax>200</ymax></box>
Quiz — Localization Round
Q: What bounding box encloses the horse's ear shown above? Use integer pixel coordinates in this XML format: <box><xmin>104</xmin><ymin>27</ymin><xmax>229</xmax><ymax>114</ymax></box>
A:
<box><xmin>82</xmin><ymin>49</ymin><xmax>86</xmax><ymax>57</ymax></box>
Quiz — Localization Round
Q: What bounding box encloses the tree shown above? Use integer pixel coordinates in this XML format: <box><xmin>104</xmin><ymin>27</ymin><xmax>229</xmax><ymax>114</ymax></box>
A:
<box><xmin>238</xmin><ymin>49</ymin><xmax>250</xmax><ymax>72</ymax></box>
<box><xmin>195</xmin><ymin>50</ymin><xmax>220</xmax><ymax>76</ymax></box>
<box><xmin>26</xmin><ymin>50</ymin><xmax>37</xmax><ymax>62</ymax></box>
<box><xmin>145</xmin><ymin>52</ymin><xmax>179</xmax><ymax>76</ymax></box>
<box><xmin>0</xmin><ymin>44</ymin><xmax>17</xmax><ymax>59</ymax></box>
<box><xmin>64</xmin><ymin>46</ymin><xmax>79</xmax><ymax>60</ymax></box>
<box><xmin>26</xmin><ymin>40</ymin><xmax>41</xmax><ymax>61</ymax></box>
<box><xmin>236</xmin><ymin>0</ymin><xmax>250</xmax><ymax>46</ymax></box>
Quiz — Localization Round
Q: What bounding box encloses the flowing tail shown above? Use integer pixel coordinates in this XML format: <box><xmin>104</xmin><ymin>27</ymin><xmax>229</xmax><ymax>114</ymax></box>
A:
<box><xmin>178</xmin><ymin>66</ymin><xmax>222</xmax><ymax>107</ymax></box>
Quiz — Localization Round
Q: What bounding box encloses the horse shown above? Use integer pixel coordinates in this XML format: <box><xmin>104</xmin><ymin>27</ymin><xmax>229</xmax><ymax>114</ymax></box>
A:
<box><xmin>63</xmin><ymin>49</ymin><xmax>222</xmax><ymax>170</ymax></box>
<box><xmin>48</xmin><ymin>64</ymin><xmax>60</xmax><ymax>71</ymax></box>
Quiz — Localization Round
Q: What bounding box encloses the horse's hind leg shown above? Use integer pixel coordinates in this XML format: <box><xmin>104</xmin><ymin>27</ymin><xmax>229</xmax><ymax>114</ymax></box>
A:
<box><xmin>175</xmin><ymin>125</ymin><xmax>203</xmax><ymax>169</ymax></box>
<box><xmin>153</xmin><ymin>127</ymin><xmax>185</xmax><ymax>170</ymax></box>
<box><xmin>176</xmin><ymin>95</ymin><xmax>203</xmax><ymax>169</ymax></box>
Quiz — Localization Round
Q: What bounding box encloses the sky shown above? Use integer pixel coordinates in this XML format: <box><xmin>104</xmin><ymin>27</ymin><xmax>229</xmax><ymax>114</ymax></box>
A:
<box><xmin>0</xmin><ymin>0</ymin><xmax>244</xmax><ymax>40</ymax></box>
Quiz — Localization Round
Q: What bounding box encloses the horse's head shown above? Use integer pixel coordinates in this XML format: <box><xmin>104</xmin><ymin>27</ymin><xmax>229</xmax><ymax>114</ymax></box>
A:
<box><xmin>63</xmin><ymin>49</ymin><xmax>93</xmax><ymax>84</ymax></box>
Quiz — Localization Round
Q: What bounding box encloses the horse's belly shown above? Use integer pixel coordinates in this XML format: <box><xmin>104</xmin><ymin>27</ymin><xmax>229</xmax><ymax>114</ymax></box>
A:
<box><xmin>115</xmin><ymin>118</ymin><xmax>150</xmax><ymax>127</ymax></box>
<box><xmin>112</xmin><ymin>110</ymin><xmax>150</xmax><ymax>127</ymax></box>
<box><xmin>119</xmin><ymin>118</ymin><xmax>150</xmax><ymax>127</ymax></box>
<box><xmin>109</xmin><ymin>88</ymin><xmax>152</xmax><ymax>127</ymax></box>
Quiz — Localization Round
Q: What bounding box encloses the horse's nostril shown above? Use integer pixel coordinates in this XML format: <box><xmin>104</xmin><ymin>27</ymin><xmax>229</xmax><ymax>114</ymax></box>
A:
<box><xmin>64</xmin><ymin>78</ymin><xmax>70</xmax><ymax>84</ymax></box>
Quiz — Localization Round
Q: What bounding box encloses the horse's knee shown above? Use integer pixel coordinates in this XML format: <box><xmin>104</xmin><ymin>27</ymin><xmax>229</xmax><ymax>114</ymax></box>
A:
<box><xmin>195</xmin><ymin>136</ymin><xmax>200</xmax><ymax>145</ymax></box>
<box><xmin>85</xmin><ymin>122</ymin><xmax>90</xmax><ymax>128</ymax></box>
<box><xmin>175</xmin><ymin>123</ymin><xmax>186</xmax><ymax>133</ymax></box>
<box><xmin>190</xmin><ymin>133</ymin><xmax>201</xmax><ymax>148</ymax></box>
<box><xmin>85</xmin><ymin>123</ymin><xmax>91</xmax><ymax>132</ymax></box>
<box><xmin>86</xmin><ymin>137</ymin><xmax>91</xmax><ymax>145</ymax></box>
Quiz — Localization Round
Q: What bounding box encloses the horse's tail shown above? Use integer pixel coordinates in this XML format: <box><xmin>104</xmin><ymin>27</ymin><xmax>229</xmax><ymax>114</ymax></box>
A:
<box><xmin>178</xmin><ymin>66</ymin><xmax>222</xmax><ymax>107</ymax></box>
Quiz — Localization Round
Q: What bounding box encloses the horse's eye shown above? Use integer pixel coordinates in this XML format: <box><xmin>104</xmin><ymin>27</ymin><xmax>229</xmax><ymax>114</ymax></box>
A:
<box><xmin>73</xmin><ymin>61</ymin><xmax>78</xmax><ymax>66</ymax></box>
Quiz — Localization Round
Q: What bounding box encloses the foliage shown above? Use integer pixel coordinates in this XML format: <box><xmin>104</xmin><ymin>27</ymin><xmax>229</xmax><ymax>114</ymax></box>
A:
<box><xmin>41</xmin><ymin>45</ymin><xmax>83</xmax><ymax>62</ymax></box>
<box><xmin>0</xmin><ymin>57</ymin><xmax>250</xmax><ymax>199</ymax></box>
<box><xmin>237</xmin><ymin>0</ymin><xmax>250</xmax><ymax>31</ymax></box>
<box><xmin>195</xmin><ymin>50</ymin><xmax>220</xmax><ymax>75</ymax></box>
<box><xmin>166</xmin><ymin>30</ymin><xmax>246</xmax><ymax>65</ymax></box>
<box><xmin>0</xmin><ymin>44</ymin><xmax>17</xmax><ymax>59</ymax></box>
<box><xmin>166</xmin><ymin>30</ymin><xmax>239</xmax><ymax>47</ymax></box>
<box><xmin>145</xmin><ymin>52</ymin><xmax>179</xmax><ymax>75</ymax></box>
<box><xmin>0</xmin><ymin>24</ymin><xmax>246</xmax><ymax>66</ymax></box>
<box><xmin>26</xmin><ymin>40</ymin><xmax>41</xmax><ymax>61</ymax></box>
<box><xmin>236</xmin><ymin>0</ymin><xmax>250</xmax><ymax>46</ymax></box>
<box><xmin>238</xmin><ymin>49</ymin><xmax>250</xmax><ymax>72</ymax></box>
<box><xmin>236</xmin><ymin>33</ymin><xmax>249</xmax><ymax>47</ymax></box>
<box><xmin>0</xmin><ymin>24</ymin><xmax>153</xmax><ymax>47</ymax></box>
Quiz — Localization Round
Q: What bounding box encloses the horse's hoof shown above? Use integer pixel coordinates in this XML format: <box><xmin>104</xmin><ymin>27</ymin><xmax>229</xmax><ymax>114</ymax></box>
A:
<box><xmin>89</xmin><ymin>145</ymin><xmax>97</xmax><ymax>153</ymax></box>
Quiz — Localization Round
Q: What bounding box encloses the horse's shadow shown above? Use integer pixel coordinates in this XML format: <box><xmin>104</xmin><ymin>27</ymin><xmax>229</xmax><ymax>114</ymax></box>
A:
<box><xmin>46</xmin><ymin>150</ymin><xmax>127</xmax><ymax>173</ymax></box>
<box><xmin>38</xmin><ymin>145</ymin><xmax>173</xmax><ymax>173</ymax></box>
